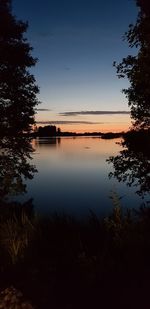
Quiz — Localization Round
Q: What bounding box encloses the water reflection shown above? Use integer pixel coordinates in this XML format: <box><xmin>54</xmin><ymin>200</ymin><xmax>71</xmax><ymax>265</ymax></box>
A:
<box><xmin>33</xmin><ymin>137</ymin><xmax>61</xmax><ymax>147</ymax></box>
<box><xmin>1</xmin><ymin>135</ymin><xmax>148</xmax><ymax>217</ymax></box>
<box><xmin>0</xmin><ymin>137</ymin><xmax>36</xmax><ymax>206</ymax></box>
<box><xmin>107</xmin><ymin>131</ymin><xmax>150</xmax><ymax>198</ymax></box>
<box><xmin>25</xmin><ymin>137</ymin><xmax>143</xmax><ymax>216</ymax></box>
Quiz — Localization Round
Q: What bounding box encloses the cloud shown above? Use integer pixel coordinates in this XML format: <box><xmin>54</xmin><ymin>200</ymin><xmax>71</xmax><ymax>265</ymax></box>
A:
<box><xmin>64</xmin><ymin>66</ymin><xmax>71</xmax><ymax>71</ymax></box>
<box><xmin>36</xmin><ymin>31</ymin><xmax>54</xmax><ymax>38</ymax></box>
<box><xmin>59</xmin><ymin>110</ymin><xmax>130</xmax><ymax>116</ymax></box>
<box><xmin>36</xmin><ymin>120</ymin><xmax>103</xmax><ymax>125</ymax></box>
<box><xmin>36</xmin><ymin>108</ymin><xmax>51</xmax><ymax>111</ymax></box>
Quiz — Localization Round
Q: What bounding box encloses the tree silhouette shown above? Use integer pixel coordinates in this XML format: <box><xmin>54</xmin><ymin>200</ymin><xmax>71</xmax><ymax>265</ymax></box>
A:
<box><xmin>0</xmin><ymin>136</ymin><xmax>36</xmax><ymax>201</ymax></box>
<box><xmin>0</xmin><ymin>0</ymin><xmax>39</xmax><ymax>136</ymax></box>
<box><xmin>114</xmin><ymin>0</ymin><xmax>150</xmax><ymax>129</ymax></box>
<box><xmin>107</xmin><ymin>130</ymin><xmax>150</xmax><ymax>197</ymax></box>
<box><xmin>37</xmin><ymin>125</ymin><xmax>57</xmax><ymax>137</ymax></box>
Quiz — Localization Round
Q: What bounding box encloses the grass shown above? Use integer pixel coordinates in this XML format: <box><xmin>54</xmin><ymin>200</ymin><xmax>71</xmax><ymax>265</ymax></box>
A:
<box><xmin>0</xmin><ymin>201</ymin><xmax>150</xmax><ymax>308</ymax></box>
<box><xmin>0</xmin><ymin>209</ymin><xmax>35</xmax><ymax>264</ymax></box>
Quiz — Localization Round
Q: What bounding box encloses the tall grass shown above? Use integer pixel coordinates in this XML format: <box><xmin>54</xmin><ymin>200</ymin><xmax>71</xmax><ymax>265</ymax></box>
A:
<box><xmin>0</xmin><ymin>209</ymin><xmax>35</xmax><ymax>264</ymax></box>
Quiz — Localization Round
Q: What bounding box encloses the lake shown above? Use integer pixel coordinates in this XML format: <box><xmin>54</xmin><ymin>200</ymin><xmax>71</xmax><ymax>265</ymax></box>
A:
<box><xmin>18</xmin><ymin>136</ymin><xmax>147</xmax><ymax>218</ymax></box>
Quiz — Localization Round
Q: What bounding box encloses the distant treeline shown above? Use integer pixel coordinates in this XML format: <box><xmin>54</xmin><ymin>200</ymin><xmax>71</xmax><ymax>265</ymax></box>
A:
<box><xmin>35</xmin><ymin>125</ymin><xmax>59</xmax><ymax>137</ymax></box>
<box><xmin>31</xmin><ymin>125</ymin><xmax>124</xmax><ymax>138</ymax></box>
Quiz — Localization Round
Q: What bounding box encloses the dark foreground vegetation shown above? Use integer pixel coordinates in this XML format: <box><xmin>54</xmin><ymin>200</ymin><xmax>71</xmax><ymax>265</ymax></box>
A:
<box><xmin>0</xmin><ymin>196</ymin><xmax>150</xmax><ymax>309</ymax></box>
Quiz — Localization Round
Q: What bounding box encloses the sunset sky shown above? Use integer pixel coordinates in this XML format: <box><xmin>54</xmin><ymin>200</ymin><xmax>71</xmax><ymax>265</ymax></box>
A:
<box><xmin>13</xmin><ymin>0</ymin><xmax>138</xmax><ymax>132</ymax></box>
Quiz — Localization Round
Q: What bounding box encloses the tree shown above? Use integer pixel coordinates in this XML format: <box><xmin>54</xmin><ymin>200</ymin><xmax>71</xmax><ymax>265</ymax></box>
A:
<box><xmin>37</xmin><ymin>125</ymin><xmax>57</xmax><ymax>136</ymax></box>
<box><xmin>0</xmin><ymin>136</ymin><xmax>36</xmax><ymax>200</ymax></box>
<box><xmin>107</xmin><ymin>130</ymin><xmax>150</xmax><ymax>196</ymax></box>
<box><xmin>0</xmin><ymin>0</ymin><xmax>39</xmax><ymax>135</ymax></box>
<box><xmin>114</xmin><ymin>0</ymin><xmax>150</xmax><ymax>129</ymax></box>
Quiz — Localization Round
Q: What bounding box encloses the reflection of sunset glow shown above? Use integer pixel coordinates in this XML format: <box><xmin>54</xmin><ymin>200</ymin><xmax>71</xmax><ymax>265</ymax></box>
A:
<box><xmin>56</xmin><ymin>137</ymin><xmax>122</xmax><ymax>154</ymax></box>
<box><xmin>28</xmin><ymin>136</ymin><xmax>142</xmax><ymax>218</ymax></box>
<box><xmin>32</xmin><ymin>137</ymin><xmax>122</xmax><ymax>161</ymax></box>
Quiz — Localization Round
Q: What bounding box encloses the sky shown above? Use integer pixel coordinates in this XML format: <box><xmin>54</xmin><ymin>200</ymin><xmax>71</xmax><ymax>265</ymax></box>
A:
<box><xmin>13</xmin><ymin>0</ymin><xmax>138</xmax><ymax>133</ymax></box>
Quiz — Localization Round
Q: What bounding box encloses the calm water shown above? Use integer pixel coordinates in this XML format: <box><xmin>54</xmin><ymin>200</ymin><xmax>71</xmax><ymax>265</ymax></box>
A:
<box><xmin>18</xmin><ymin>136</ymin><xmax>146</xmax><ymax>218</ymax></box>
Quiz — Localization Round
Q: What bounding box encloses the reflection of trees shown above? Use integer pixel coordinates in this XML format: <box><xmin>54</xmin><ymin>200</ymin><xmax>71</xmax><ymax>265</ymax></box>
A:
<box><xmin>33</xmin><ymin>137</ymin><xmax>61</xmax><ymax>149</ymax></box>
<box><xmin>0</xmin><ymin>137</ymin><xmax>36</xmax><ymax>203</ymax></box>
<box><xmin>37</xmin><ymin>137</ymin><xmax>57</xmax><ymax>146</ymax></box>
<box><xmin>107</xmin><ymin>131</ymin><xmax>150</xmax><ymax>197</ymax></box>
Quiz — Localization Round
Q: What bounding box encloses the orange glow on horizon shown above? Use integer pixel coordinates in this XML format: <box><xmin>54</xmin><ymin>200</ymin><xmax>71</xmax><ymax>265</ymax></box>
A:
<box><xmin>35</xmin><ymin>122</ymin><xmax>131</xmax><ymax>133</ymax></box>
<box><xmin>57</xmin><ymin>123</ymin><xmax>131</xmax><ymax>133</ymax></box>
<box><xmin>35</xmin><ymin>113</ymin><xmax>132</xmax><ymax>133</ymax></box>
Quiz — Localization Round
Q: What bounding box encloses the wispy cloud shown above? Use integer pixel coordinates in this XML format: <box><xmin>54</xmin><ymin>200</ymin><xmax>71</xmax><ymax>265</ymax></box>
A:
<box><xmin>36</xmin><ymin>120</ymin><xmax>103</xmax><ymax>125</ymax></box>
<box><xmin>35</xmin><ymin>31</ymin><xmax>54</xmax><ymax>38</ymax></box>
<box><xmin>59</xmin><ymin>111</ymin><xmax>130</xmax><ymax>116</ymax></box>
<box><xmin>64</xmin><ymin>66</ymin><xmax>71</xmax><ymax>71</ymax></box>
<box><xmin>36</xmin><ymin>108</ymin><xmax>51</xmax><ymax>111</ymax></box>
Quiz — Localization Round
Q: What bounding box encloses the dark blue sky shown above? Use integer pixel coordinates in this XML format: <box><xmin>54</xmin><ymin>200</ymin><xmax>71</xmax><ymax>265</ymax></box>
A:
<box><xmin>13</xmin><ymin>0</ymin><xmax>138</xmax><ymax>132</ymax></box>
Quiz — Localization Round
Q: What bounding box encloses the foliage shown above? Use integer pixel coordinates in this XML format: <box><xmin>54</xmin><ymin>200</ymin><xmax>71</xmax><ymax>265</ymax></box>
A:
<box><xmin>0</xmin><ymin>207</ymin><xmax>35</xmax><ymax>264</ymax></box>
<box><xmin>0</xmin><ymin>0</ymin><xmax>39</xmax><ymax>135</ymax></box>
<box><xmin>37</xmin><ymin>125</ymin><xmax>57</xmax><ymax>137</ymax></box>
<box><xmin>0</xmin><ymin>130</ymin><xmax>37</xmax><ymax>266</ymax></box>
<box><xmin>107</xmin><ymin>130</ymin><xmax>150</xmax><ymax>196</ymax></box>
<box><xmin>114</xmin><ymin>0</ymin><xmax>150</xmax><ymax>129</ymax></box>
<box><xmin>0</xmin><ymin>286</ymin><xmax>34</xmax><ymax>308</ymax></box>
<box><xmin>104</xmin><ymin>191</ymin><xmax>132</xmax><ymax>246</ymax></box>
<box><xmin>0</xmin><ymin>137</ymin><xmax>36</xmax><ymax>200</ymax></box>
<box><xmin>1</xmin><ymin>201</ymin><xmax>150</xmax><ymax>307</ymax></box>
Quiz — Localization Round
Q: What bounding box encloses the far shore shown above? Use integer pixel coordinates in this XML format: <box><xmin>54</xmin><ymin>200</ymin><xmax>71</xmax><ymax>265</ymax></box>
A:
<box><xmin>31</xmin><ymin>131</ymin><xmax>124</xmax><ymax>139</ymax></box>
